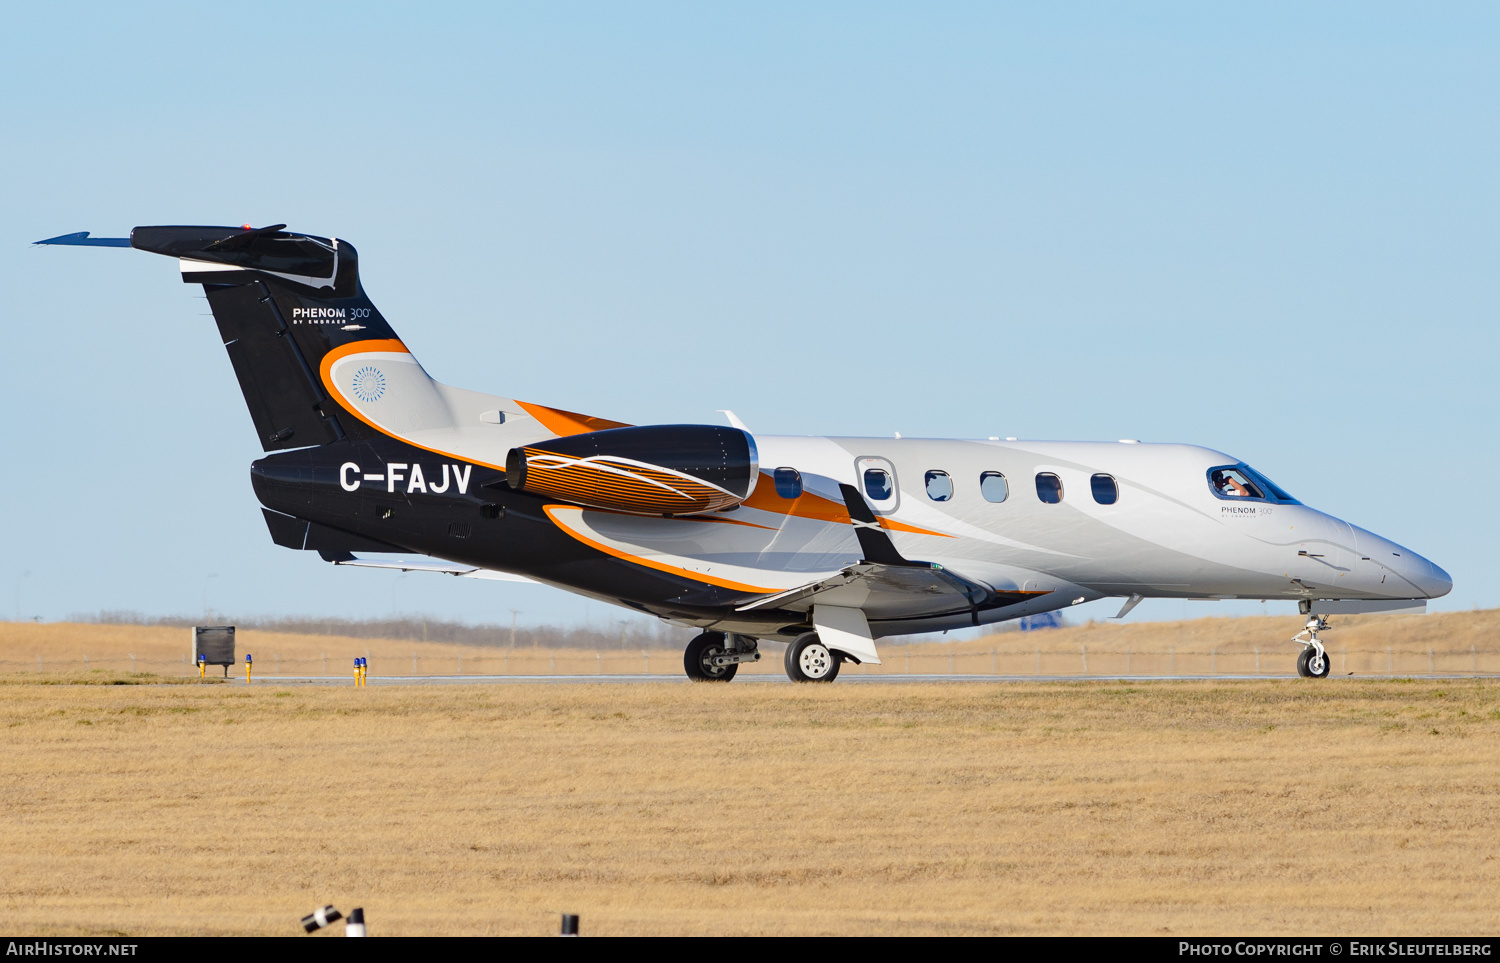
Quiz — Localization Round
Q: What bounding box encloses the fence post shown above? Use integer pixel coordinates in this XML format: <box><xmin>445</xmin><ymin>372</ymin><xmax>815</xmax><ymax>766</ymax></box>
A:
<box><xmin>1036</xmin><ymin>647</ymin><xmax>1041</xmax><ymax>676</ymax></box>
<box><xmin>85</xmin><ymin>655</ymin><xmax>89</xmax><ymax>670</ymax></box>
<box><xmin>1472</xmin><ymin>644</ymin><xmax>1478</xmax><ymax>673</ymax></box>
<box><xmin>1341</xmin><ymin>648</ymin><xmax>1347</xmax><ymax>674</ymax></box>
<box><xmin>128</xmin><ymin>654</ymin><xmax>134</xmax><ymax>673</ymax></box>
<box><xmin>275</xmin><ymin>654</ymin><xmax>280</xmax><ymax>676</ymax></box>
<box><xmin>905</xmin><ymin>650</ymin><xmax>911</xmax><ymax>673</ymax></box>
<box><xmin>948</xmin><ymin>652</ymin><xmax>954</xmax><ymax>674</ymax></box>
<box><xmin>637</xmin><ymin>650</ymin><xmax>643</xmax><ymax>674</ymax></box>
<box><xmin>458</xmin><ymin>654</ymin><xmax>463</xmax><ymax>675</ymax></box>
<box><xmin>504</xmin><ymin>652</ymin><xmax>509</xmax><ymax>675</ymax></box>
<box><xmin>1081</xmin><ymin>644</ymin><xmax>1087</xmax><ymax>675</ymax></box>
<box><xmin>1212</xmin><ymin>647</ymin><xmax>1217</xmax><ymax>675</ymax></box>
<box><xmin>37</xmin><ymin>655</ymin><xmax>43</xmax><ymax>672</ymax></box>
<box><xmin>1126</xmin><ymin>645</ymin><xmax>1131</xmax><ymax>675</ymax></box>
<box><xmin>991</xmin><ymin>649</ymin><xmax>997</xmax><ymax>674</ymax></box>
<box><xmin>322</xmin><ymin>653</ymin><xmax>327</xmax><ymax>676</ymax></box>
<box><xmin>413</xmin><ymin>653</ymin><xmax>418</xmax><ymax>675</ymax></box>
<box><xmin>1428</xmin><ymin>647</ymin><xmax>1434</xmax><ymax>675</ymax></box>
<box><xmin>1171</xmin><ymin>647</ymin><xmax>1176</xmax><ymax>676</ymax></box>
<box><xmin>554</xmin><ymin>653</ymin><xmax>559</xmax><ymax>674</ymax></box>
<box><xmin>1387</xmin><ymin>647</ymin><xmax>1393</xmax><ymax>674</ymax></box>
<box><xmin>1254</xmin><ymin>646</ymin><xmax>1259</xmax><ymax>675</ymax></box>
<box><xmin>597</xmin><ymin>651</ymin><xmax>602</xmax><ymax>675</ymax></box>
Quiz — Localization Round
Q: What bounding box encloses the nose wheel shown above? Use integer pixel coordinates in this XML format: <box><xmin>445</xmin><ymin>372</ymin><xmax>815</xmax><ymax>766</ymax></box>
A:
<box><xmin>1292</xmin><ymin>615</ymin><xmax>1332</xmax><ymax>678</ymax></box>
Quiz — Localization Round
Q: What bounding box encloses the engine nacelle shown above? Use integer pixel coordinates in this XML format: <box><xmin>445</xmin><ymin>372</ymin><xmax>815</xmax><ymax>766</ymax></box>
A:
<box><xmin>506</xmin><ymin>424</ymin><xmax>759</xmax><ymax>516</ymax></box>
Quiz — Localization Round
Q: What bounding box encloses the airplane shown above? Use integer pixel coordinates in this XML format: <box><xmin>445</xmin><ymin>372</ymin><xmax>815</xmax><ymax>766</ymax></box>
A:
<box><xmin>36</xmin><ymin>225</ymin><xmax>1453</xmax><ymax>682</ymax></box>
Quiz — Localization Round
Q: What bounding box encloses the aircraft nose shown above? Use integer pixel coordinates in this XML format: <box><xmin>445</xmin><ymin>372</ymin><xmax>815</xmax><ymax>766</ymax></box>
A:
<box><xmin>1417</xmin><ymin>557</ymin><xmax>1453</xmax><ymax>599</ymax></box>
<box><xmin>1353</xmin><ymin>524</ymin><xmax>1451</xmax><ymax>599</ymax></box>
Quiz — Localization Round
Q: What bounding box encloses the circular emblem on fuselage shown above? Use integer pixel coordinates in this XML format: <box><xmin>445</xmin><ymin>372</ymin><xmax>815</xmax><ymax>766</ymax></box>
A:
<box><xmin>352</xmin><ymin>365</ymin><xmax>386</xmax><ymax>403</ymax></box>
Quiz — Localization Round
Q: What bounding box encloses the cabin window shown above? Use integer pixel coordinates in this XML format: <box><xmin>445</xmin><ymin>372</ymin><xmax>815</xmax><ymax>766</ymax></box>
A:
<box><xmin>864</xmin><ymin>468</ymin><xmax>893</xmax><ymax>502</ymax></box>
<box><xmin>925</xmin><ymin>470</ymin><xmax>953</xmax><ymax>502</ymax></box>
<box><xmin>1091</xmin><ymin>473</ymin><xmax>1118</xmax><ymax>505</ymax></box>
<box><xmin>980</xmin><ymin>472</ymin><xmax>1009</xmax><ymax>503</ymax></box>
<box><xmin>1035</xmin><ymin>472</ymin><xmax>1063</xmax><ymax>504</ymax></box>
<box><xmin>773</xmin><ymin>467</ymin><xmax>803</xmax><ymax>499</ymax></box>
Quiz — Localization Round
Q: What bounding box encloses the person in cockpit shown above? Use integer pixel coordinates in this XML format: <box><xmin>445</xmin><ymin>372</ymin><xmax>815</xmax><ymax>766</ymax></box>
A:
<box><xmin>1213</xmin><ymin>470</ymin><xmax>1251</xmax><ymax>498</ymax></box>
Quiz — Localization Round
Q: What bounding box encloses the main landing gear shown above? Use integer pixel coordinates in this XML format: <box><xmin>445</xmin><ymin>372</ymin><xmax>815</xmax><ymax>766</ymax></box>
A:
<box><xmin>1291</xmin><ymin>615</ymin><xmax>1332</xmax><ymax>678</ymax></box>
<box><xmin>784</xmin><ymin>632</ymin><xmax>841</xmax><ymax>683</ymax></box>
<box><xmin>683</xmin><ymin>632</ymin><xmax>760</xmax><ymax>682</ymax></box>
<box><xmin>681</xmin><ymin>630</ymin><xmax>850</xmax><ymax>683</ymax></box>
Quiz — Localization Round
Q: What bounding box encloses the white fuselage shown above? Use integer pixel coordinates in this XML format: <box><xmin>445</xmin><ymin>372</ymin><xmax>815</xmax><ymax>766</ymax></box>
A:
<box><xmin>726</xmin><ymin>435</ymin><xmax>1450</xmax><ymax>634</ymax></box>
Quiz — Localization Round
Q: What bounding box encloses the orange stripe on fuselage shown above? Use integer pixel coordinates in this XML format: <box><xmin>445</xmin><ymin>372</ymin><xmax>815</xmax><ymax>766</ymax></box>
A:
<box><xmin>742</xmin><ymin>474</ymin><xmax>955</xmax><ymax>537</ymax></box>
<box><xmin>879</xmin><ymin>517</ymin><xmax>956</xmax><ymax>538</ymax></box>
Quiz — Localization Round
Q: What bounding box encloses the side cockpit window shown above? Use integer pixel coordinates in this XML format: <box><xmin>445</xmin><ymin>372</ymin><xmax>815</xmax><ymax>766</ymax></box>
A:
<box><xmin>1208</xmin><ymin>464</ymin><xmax>1299</xmax><ymax>504</ymax></box>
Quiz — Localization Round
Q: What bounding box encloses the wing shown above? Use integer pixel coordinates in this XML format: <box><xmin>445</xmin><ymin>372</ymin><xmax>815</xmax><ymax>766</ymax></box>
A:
<box><xmin>734</xmin><ymin>482</ymin><xmax>996</xmax><ymax>621</ymax></box>
<box><xmin>734</xmin><ymin>561</ymin><xmax>990</xmax><ymax>620</ymax></box>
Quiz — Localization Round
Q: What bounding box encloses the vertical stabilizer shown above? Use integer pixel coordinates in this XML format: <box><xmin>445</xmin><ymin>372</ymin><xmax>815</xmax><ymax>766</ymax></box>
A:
<box><xmin>130</xmin><ymin>224</ymin><xmax>406</xmax><ymax>451</ymax></box>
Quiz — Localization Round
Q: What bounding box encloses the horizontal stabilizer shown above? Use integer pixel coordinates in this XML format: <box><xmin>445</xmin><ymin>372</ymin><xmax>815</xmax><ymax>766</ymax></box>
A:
<box><xmin>33</xmin><ymin>231</ymin><xmax>132</xmax><ymax>247</ymax></box>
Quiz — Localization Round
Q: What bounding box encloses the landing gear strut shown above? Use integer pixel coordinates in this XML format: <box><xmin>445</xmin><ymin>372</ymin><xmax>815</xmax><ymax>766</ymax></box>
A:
<box><xmin>1292</xmin><ymin>615</ymin><xmax>1331</xmax><ymax>678</ymax></box>
<box><xmin>683</xmin><ymin>632</ymin><xmax>759</xmax><ymax>682</ymax></box>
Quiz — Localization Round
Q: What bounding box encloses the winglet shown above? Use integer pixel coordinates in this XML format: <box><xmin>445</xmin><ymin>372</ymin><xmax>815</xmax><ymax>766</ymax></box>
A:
<box><xmin>718</xmin><ymin>409</ymin><xmax>749</xmax><ymax>431</ymax></box>
<box><xmin>33</xmin><ymin>231</ymin><xmax>132</xmax><ymax>247</ymax></box>
<box><xmin>837</xmin><ymin>483</ymin><xmax>918</xmax><ymax>566</ymax></box>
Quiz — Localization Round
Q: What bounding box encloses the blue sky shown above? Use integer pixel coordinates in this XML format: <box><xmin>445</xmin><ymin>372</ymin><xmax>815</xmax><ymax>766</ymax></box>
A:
<box><xmin>1</xmin><ymin>3</ymin><xmax>1495</xmax><ymax>631</ymax></box>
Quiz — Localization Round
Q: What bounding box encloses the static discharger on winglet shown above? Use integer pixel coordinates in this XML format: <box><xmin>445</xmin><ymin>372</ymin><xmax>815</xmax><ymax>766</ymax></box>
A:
<box><xmin>38</xmin><ymin>225</ymin><xmax>1452</xmax><ymax>682</ymax></box>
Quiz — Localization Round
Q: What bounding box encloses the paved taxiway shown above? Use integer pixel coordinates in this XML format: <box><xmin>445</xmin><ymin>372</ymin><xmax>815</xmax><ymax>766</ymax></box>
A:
<box><xmin>232</xmin><ymin>672</ymin><xmax>1490</xmax><ymax>685</ymax></box>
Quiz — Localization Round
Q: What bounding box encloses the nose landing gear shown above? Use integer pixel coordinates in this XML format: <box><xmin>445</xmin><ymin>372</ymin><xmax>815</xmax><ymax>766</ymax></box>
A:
<box><xmin>1292</xmin><ymin>615</ymin><xmax>1332</xmax><ymax>678</ymax></box>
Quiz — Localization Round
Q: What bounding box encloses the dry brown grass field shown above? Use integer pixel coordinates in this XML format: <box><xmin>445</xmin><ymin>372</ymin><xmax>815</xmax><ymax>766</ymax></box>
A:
<box><xmin>2</xmin><ymin>668</ymin><xmax>1500</xmax><ymax>933</ymax></box>
<box><xmin>2</xmin><ymin>608</ymin><xmax>1497</xmax><ymax>679</ymax></box>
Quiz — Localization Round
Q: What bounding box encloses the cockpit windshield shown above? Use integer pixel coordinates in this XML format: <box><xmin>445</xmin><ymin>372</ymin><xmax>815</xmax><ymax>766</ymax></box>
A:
<box><xmin>1208</xmin><ymin>463</ymin><xmax>1299</xmax><ymax>504</ymax></box>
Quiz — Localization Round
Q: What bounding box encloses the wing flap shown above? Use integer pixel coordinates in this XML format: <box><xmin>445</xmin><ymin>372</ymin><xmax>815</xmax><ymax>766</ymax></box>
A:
<box><xmin>736</xmin><ymin>561</ymin><xmax>992</xmax><ymax>620</ymax></box>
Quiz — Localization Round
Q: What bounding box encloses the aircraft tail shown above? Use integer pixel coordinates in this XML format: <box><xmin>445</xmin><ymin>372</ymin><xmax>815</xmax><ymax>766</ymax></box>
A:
<box><xmin>130</xmin><ymin>224</ymin><xmax>400</xmax><ymax>451</ymax></box>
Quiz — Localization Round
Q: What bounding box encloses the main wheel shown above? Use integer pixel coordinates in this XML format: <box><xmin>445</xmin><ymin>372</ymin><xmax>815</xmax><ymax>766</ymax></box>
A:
<box><xmin>684</xmin><ymin>632</ymin><xmax>738</xmax><ymax>682</ymax></box>
<box><xmin>1296</xmin><ymin>646</ymin><xmax>1330</xmax><ymax>679</ymax></box>
<box><xmin>784</xmin><ymin>633</ymin><xmax>841</xmax><ymax>682</ymax></box>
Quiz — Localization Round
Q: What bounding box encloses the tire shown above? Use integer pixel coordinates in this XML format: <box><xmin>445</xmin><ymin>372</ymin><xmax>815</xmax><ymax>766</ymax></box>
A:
<box><xmin>684</xmin><ymin>632</ymin><xmax>738</xmax><ymax>682</ymax></box>
<box><xmin>1296</xmin><ymin>647</ymin><xmax>1330</xmax><ymax>679</ymax></box>
<box><xmin>784</xmin><ymin>633</ymin><xmax>841</xmax><ymax>683</ymax></box>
